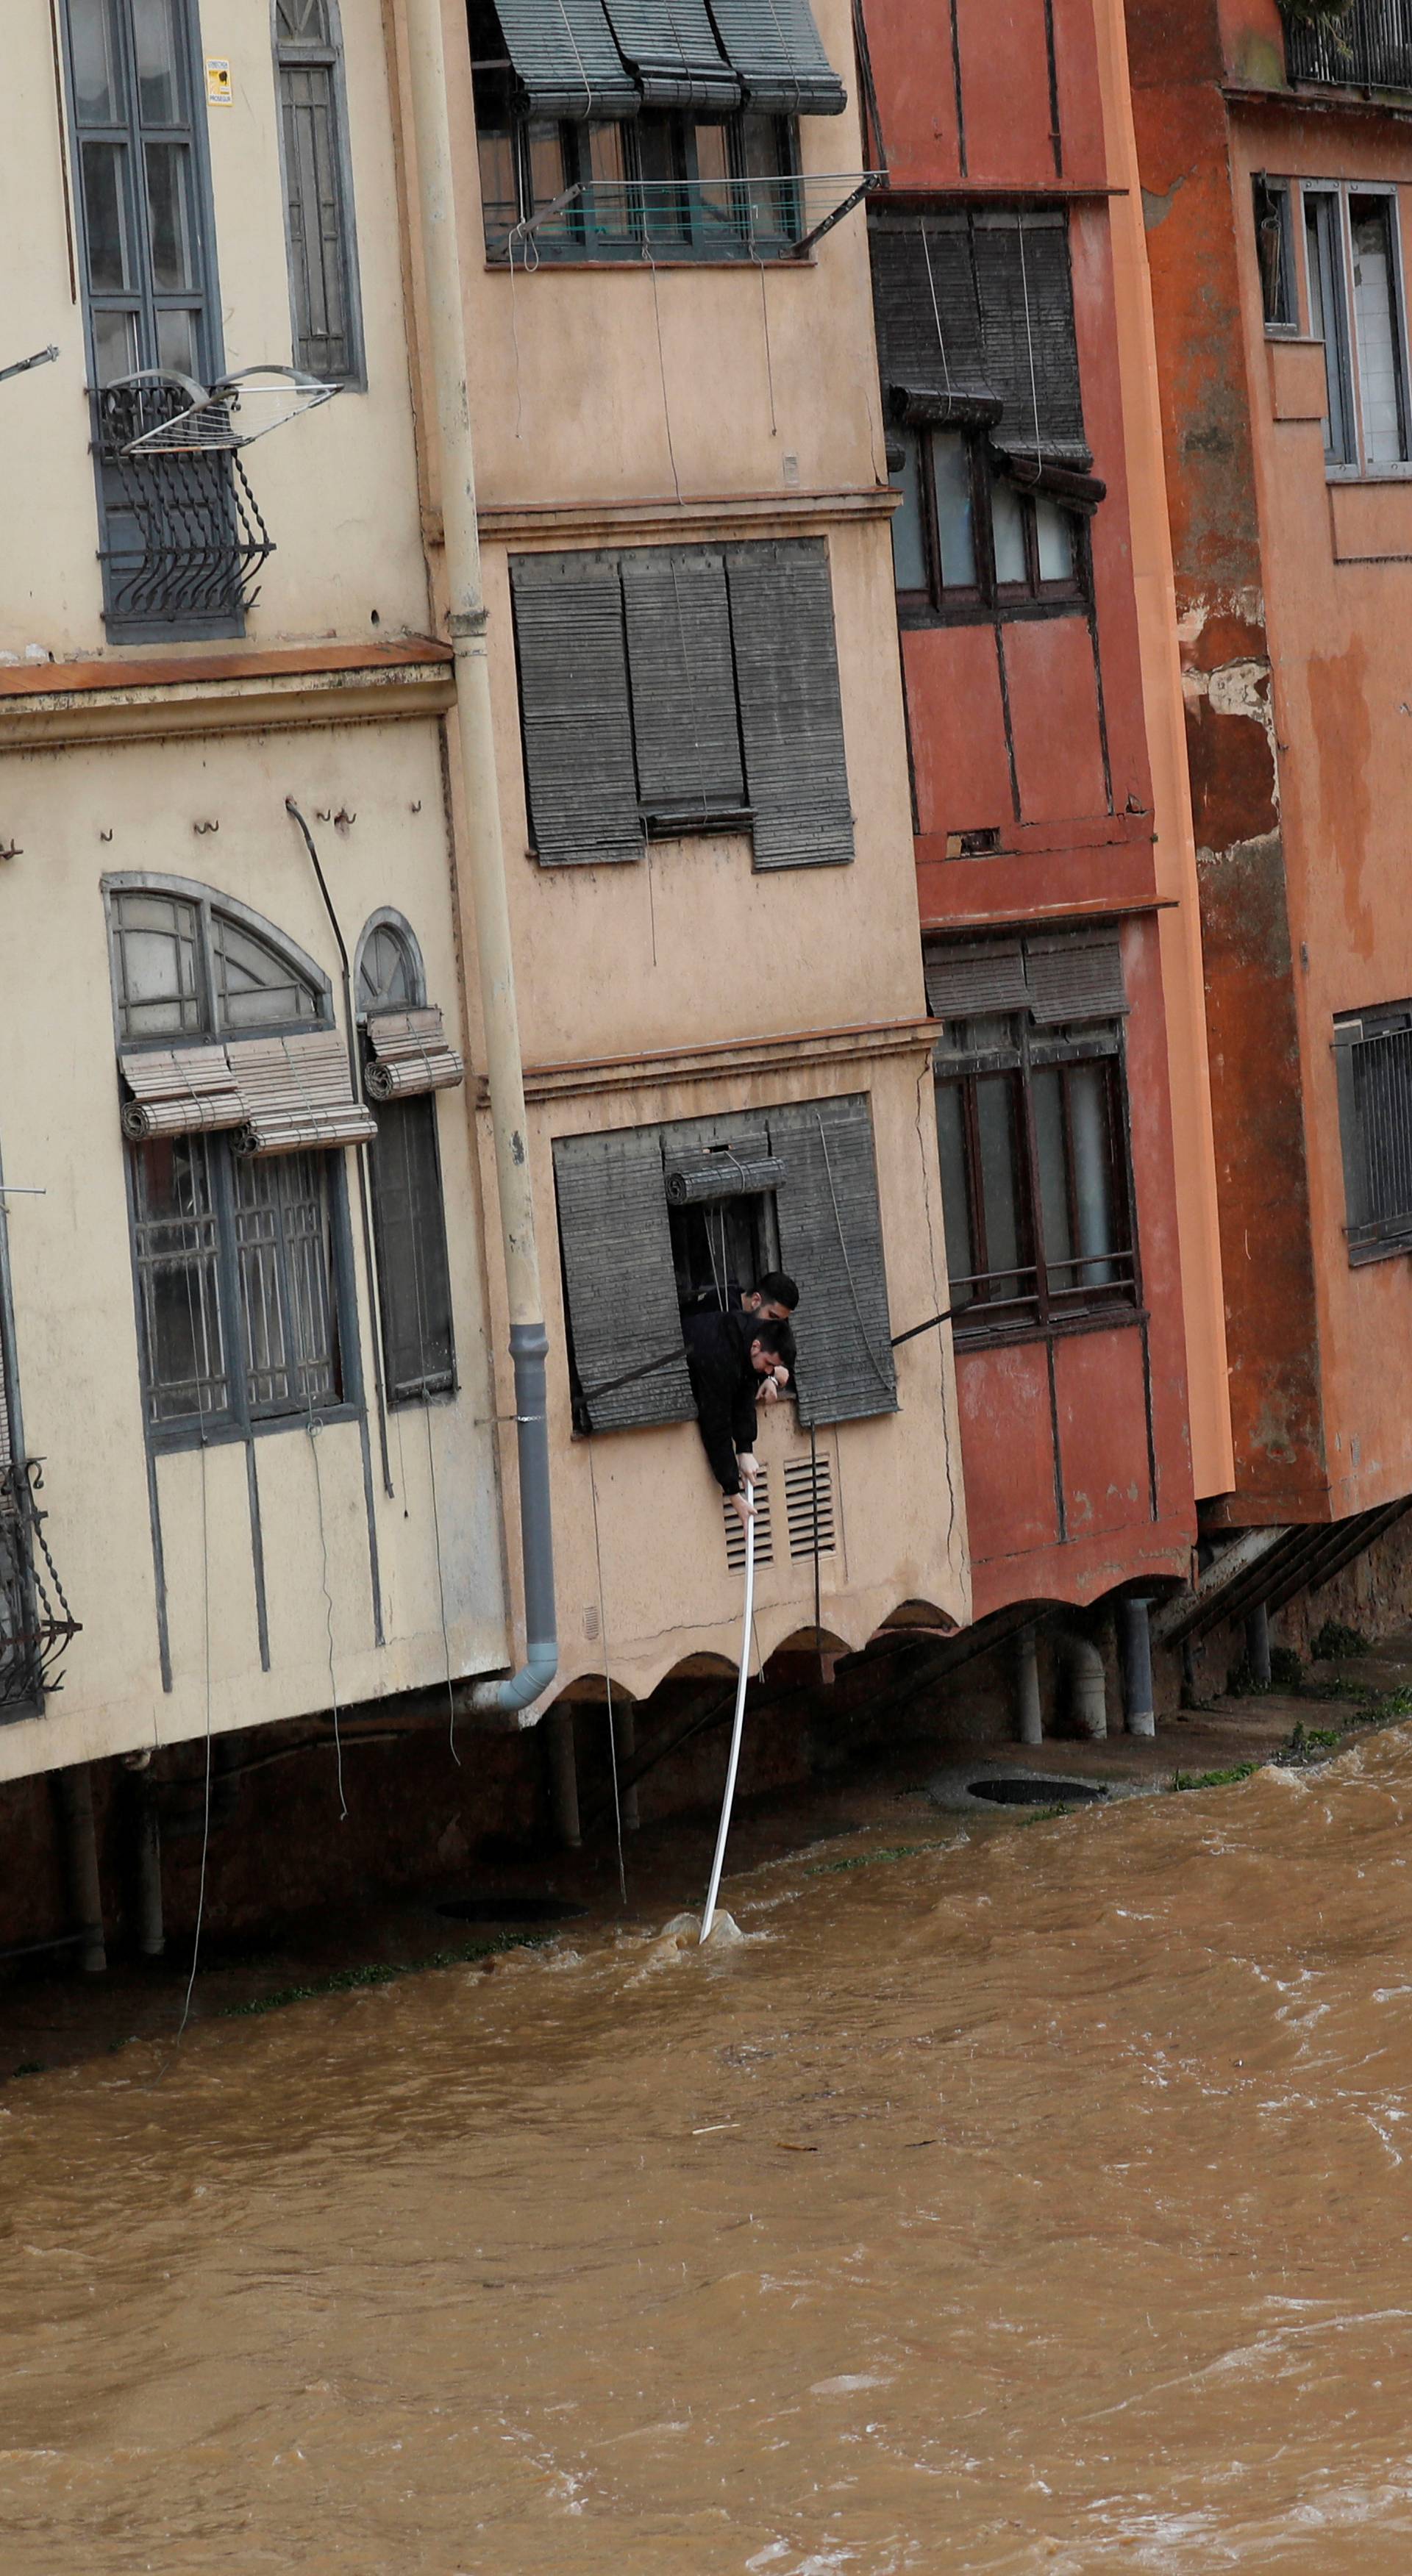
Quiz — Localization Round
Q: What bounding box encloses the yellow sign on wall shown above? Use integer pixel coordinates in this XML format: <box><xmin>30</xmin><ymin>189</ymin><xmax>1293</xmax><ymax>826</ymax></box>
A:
<box><xmin>206</xmin><ymin>58</ymin><xmax>232</xmax><ymax>106</ymax></box>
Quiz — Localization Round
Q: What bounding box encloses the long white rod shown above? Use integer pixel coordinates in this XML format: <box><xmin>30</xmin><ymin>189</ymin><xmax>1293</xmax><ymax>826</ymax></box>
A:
<box><xmin>700</xmin><ymin>1510</ymin><xmax>756</xmax><ymax>1943</ymax></box>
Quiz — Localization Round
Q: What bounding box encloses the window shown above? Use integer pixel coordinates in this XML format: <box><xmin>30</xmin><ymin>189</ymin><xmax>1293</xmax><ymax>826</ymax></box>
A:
<box><xmin>1333</xmin><ymin>1002</ymin><xmax>1412</xmax><ymax>1262</ymax></box>
<box><xmin>1285</xmin><ymin>2</ymin><xmax>1412</xmax><ymax>94</ymax></box>
<box><xmin>61</xmin><ymin>0</ymin><xmax>268</xmax><ymax>636</ymax></box>
<box><xmin>468</xmin><ymin>0</ymin><xmax>839</xmax><ymax>262</ymax></box>
<box><xmin>927</xmin><ymin>934</ymin><xmax>1137</xmax><ymax>1341</ymax></box>
<box><xmin>870</xmin><ymin>210</ymin><xmax>1102</xmax><ymax>626</ymax></box>
<box><xmin>107</xmin><ymin>882</ymin><xmax>367</xmax><ymax>1445</ymax></box>
<box><xmin>553</xmin><ymin>1095</ymin><xmax>896</xmax><ymax>1433</ymax></box>
<box><xmin>356</xmin><ymin>917</ymin><xmax>457</xmax><ymax>1405</ymax></box>
<box><xmin>1302</xmin><ymin>183</ymin><xmax>1409</xmax><ymax>473</ymax></box>
<box><xmin>510</xmin><ymin>537</ymin><xmax>853</xmax><ymax>870</ymax></box>
<box><xmin>274</xmin><ymin>0</ymin><xmax>363</xmax><ymax>382</ymax></box>
<box><xmin>1254</xmin><ymin>176</ymin><xmax>1297</xmax><ymax>332</ymax></box>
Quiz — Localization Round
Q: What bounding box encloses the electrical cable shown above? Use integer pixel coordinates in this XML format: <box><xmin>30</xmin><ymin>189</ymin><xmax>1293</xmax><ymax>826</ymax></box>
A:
<box><xmin>646</xmin><ymin>248</ymin><xmax>683</xmax><ymax>504</ymax></box>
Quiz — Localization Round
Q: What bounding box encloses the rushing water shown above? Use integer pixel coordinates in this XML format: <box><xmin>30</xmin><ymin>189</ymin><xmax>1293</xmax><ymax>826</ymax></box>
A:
<box><xmin>4</xmin><ymin>1732</ymin><xmax>1412</xmax><ymax>2572</ymax></box>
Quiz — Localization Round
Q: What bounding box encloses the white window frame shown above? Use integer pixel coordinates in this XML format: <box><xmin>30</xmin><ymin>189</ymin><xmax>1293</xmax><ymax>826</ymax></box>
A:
<box><xmin>1296</xmin><ymin>179</ymin><xmax>1412</xmax><ymax>481</ymax></box>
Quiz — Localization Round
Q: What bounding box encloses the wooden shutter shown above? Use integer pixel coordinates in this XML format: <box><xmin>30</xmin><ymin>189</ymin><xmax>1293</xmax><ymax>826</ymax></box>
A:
<box><xmin>119</xmin><ymin>1044</ymin><xmax>246</xmax><ymax>1139</ymax></box>
<box><xmin>601</xmin><ymin>0</ymin><xmax>740</xmax><ymax>106</ymax></box>
<box><xmin>552</xmin><ymin>1128</ymin><xmax>694</xmax><ymax>1432</ymax></box>
<box><xmin>621</xmin><ymin>548</ymin><xmax>746</xmax><ymax>827</ymax></box>
<box><xmin>705</xmin><ymin>0</ymin><xmax>846</xmax><ymax>112</ymax></box>
<box><xmin>363</xmin><ymin>1007</ymin><xmax>466</xmax><ymax>1100</ymax></box>
<box><xmin>726</xmin><ymin>539</ymin><xmax>854</xmax><ymax>872</ymax></box>
<box><xmin>972</xmin><ymin>212</ymin><xmax>1088</xmax><ymax>465</ymax></box>
<box><xmin>510</xmin><ymin>553</ymin><xmax>643</xmax><ymax>867</ymax></box>
<box><xmin>230</xmin><ymin>1031</ymin><xmax>377</xmax><ymax>1155</ymax></box>
<box><xmin>869</xmin><ymin>215</ymin><xmax>995</xmax><ymax>419</ymax></box>
<box><xmin>493</xmin><ymin>0</ymin><xmax>640</xmax><ymax>117</ymax></box>
<box><xmin>924</xmin><ymin>938</ymin><xmax>1028</xmax><ymax>1021</ymax></box>
<box><xmin>769</xmin><ymin>1095</ymin><xmax>896</xmax><ymax>1425</ymax></box>
<box><xmin>1024</xmin><ymin>934</ymin><xmax>1127</xmax><ymax>1024</ymax></box>
<box><xmin>368</xmin><ymin>1095</ymin><xmax>457</xmax><ymax>1400</ymax></box>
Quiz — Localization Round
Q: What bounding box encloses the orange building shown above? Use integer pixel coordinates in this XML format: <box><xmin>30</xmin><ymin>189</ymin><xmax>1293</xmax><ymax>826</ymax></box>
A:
<box><xmin>854</xmin><ymin>0</ymin><xmax>1228</xmax><ymax>1707</ymax></box>
<box><xmin>1128</xmin><ymin>0</ymin><xmax>1412</xmax><ymax>1653</ymax></box>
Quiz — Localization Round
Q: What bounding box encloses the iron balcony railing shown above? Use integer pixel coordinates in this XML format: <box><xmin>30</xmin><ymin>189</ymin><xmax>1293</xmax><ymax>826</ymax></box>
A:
<box><xmin>0</xmin><ymin>1461</ymin><xmax>80</xmax><ymax>1716</ymax></box>
<box><xmin>1285</xmin><ymin>0</ymin><xmax>1412</xmax><ymax>92</ymax></box>
<box><xmin>96</xmin><ymin>378</ymin><xmax>274</xmax><ymax>628</ymax></box>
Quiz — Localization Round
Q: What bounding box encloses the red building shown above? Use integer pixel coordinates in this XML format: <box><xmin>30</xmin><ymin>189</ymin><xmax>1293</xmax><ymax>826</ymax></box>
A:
<box><xmin>855</xmin><ymin>0</ymin><xmax>1226</xmax><ymax>1713</ymax></box>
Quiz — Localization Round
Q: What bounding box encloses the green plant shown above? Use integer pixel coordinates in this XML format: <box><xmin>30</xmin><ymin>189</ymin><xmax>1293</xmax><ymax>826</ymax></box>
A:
<box><xmin>1280</xmin><ymin>0</ymin><xmax>1356</xmax><ymax>32</ymax></box>
<box><xmin>1311</xmin><ymin>1618</ymin><xmax>1368</xmax><ymax>1660</ymax></box>
<box><xmin>1269</xmin><ymin>1645</ymin><xmax>1304</xmax><ymax>1689</ymax></box>
<box><xmin>219</xmin><ymin>1930</ymin><xmax>557</xmax><ymax>2019</ymax></box>
<box><xmin>805</xmin><ymin>1844</ymin><xmax>935</xmax><ymax>1875</ymax></box>
<box><xmin>1019</xmin><ymin>1804</ymin><xmax>1070</xmax><ymax>1826</ymax></box>
<box><xmin>1224</xmin><ymin>1660</ymin><xmax>1270</xmax><ymax>1698</ymax></box>
<box><xmin>1170</xmin><ymin>1762</ymin><xmax>1259</xmax><ymax>1793</ymax></box>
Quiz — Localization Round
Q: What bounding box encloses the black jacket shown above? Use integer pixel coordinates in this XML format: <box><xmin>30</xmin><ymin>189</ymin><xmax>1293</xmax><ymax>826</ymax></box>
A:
<box><xmin>682</xmin><ymin>1308</ymin><xmax>760</xmax><ymax>1495</ymax></box>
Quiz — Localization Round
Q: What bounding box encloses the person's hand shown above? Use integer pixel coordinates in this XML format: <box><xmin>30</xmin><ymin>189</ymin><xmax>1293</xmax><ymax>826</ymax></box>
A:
<box><xmin>771</xmin><ymin>1364</ymin><xmax>791</xmax><ymax>1391</ymax></box>
<box><xmin>758</xmin><ymin>1377</ymin><xmax>781</xmax><ymax>1406</ymax></box>
<box><xmin>730</xmin><ymin>1488</ymin><xmax>755</xmax><ymax>1527</ymax></box>
<box><xmin>737</xmin><ymin>1453</ymin><xmax>760</xmax><ymax>1482</ymax></box>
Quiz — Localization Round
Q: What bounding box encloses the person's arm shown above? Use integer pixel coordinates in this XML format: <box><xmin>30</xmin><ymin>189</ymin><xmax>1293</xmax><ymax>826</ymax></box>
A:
<box><xmin>731</xmin><ymin>1377</ymin><xmax>759</xmax><ymax>1459</ymax></box>
<box><xmin>693</xmin><ymin>1378</ymin><xmax>744</xmax><ymax>1493</ymax></box>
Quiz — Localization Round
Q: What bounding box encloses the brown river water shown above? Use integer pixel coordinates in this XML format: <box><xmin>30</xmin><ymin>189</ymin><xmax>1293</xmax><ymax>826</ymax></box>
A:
<box><xmin>4</xmin><ymin>1732</ymin><xmax>1412</xmax><ymax>2573</ymax></box>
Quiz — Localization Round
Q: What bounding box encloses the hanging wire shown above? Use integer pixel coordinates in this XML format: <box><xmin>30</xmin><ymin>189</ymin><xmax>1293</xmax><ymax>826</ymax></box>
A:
<box><xmin>755</xmin><ymin>254</ymin><xmax>779</xmax><ymax>438</ymax></box>
<box><xmin>424</xmin><ymin>1403</ymin><xmax>461</xmax><ymax>1767</ymax></box>
<box><xmin>1017</xmin><ymin>214</ymin><xmax>1043</xmax><ymax>458</ymax></box>
<box><xmin>921</xmin><ymin>223</ymin><xmax>953</xmax><ymax>395</ymax></box>
<box><xmin>646</xmin><ymin>248</ymin><xmax>683</xmax><ymax>504</ymax></box>
<box><xmin>175</xmin><ymin>1434</ymin><xmax>212</xmax><ymax>2043</ymax></box>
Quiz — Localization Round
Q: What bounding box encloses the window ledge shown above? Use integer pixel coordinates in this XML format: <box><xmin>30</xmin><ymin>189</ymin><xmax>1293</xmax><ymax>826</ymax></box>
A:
<box><xmin>149</xmin><ymin>1401</ymin><xmax>363</xmax><ymax>1456</ymax></box>
<box><xmin>478</xmin><ymin>486</ymin><xmax>897</xmax><ymax>549</ymax></box>
<box><xmin>1328</xmin><ymin>477</ymin><xmax>1412</xmax><ymax>563</ymax></box>
<box><xmin>485</xmin><ymin>1014</ymin><xmax>938</xmax><ymax>1106</ymax></box>
<box><xmin>0</xmin><ymin>639</ymin><xmax>456</xmax><ymax>754</ymax></box>
<box><xmin>952</xmin><ymin>1303</ymin><xmax>1145</xmax><ymax>1354</ymax></box>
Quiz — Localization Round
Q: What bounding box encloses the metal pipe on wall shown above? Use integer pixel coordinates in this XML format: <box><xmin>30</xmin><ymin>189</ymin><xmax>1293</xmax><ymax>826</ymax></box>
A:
<box><xmin>402</xmin><ymin>0</ymin><xmax>557</xmax><ymax>1718</ymax></box>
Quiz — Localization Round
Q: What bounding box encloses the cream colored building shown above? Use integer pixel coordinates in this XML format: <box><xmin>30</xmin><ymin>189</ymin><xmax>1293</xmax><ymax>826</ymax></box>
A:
<box><xmin>0</xmin><ymin>0</ymin><xmax>966</xmax><ymax>1833</ymax></box>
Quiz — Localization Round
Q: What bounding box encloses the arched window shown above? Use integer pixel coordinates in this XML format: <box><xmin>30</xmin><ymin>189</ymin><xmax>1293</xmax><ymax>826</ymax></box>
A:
<box><xmin>356</xmin><ymin>912</ymin><xmax>458</xmax><ymax>1406</ymax></box>
<box><xmin>106</xmin><ymin>881</ymin><xmax>361</xmax><ymax>1445</ymax></box>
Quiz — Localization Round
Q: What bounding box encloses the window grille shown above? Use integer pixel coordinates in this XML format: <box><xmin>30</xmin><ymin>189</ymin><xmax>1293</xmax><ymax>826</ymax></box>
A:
<box><xmin>928</xmin><ymin>931</ymin><xmax>1138</xmax><ymax>1341</ymax></box>
<box><xmin>1334</xmin><ymin>1006</ymin><xmax>1412</xmax><ymax>1260</ymax></box>
<box><xmin>356</xmin><ymin>915</ymin><xmax>458</xmax><ymax>1406</ymax></box>
<box><xmin>0</xmin><ymin>1461</ymin><xmax>82</xmax><ymax>1717</ymax></box>
<box><xmin>510</xmin><ymin>537</ymin><xmax>853</xmax><ymax>870</ymax></box>
<box><xmin>554</xmin><ymin>1094</ymin><xmax>894</xmax><ymax>1436</ymax></box>
<box><xmin>274</xmin><ymin>0</ymin><xmax>363</xmax><ymax>382</ymax></box>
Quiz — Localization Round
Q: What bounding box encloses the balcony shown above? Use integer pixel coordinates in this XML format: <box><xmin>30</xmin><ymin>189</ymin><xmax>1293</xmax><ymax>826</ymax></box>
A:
<box><xmin>1285</xmin><ymin>0</ymin><xmax>1412</xmax><ymax>93</ymax></box>
<box><xmin>0</xmin><ymin>1463</ymin><xmax>80</xmax><ymax>1717</ymax></box>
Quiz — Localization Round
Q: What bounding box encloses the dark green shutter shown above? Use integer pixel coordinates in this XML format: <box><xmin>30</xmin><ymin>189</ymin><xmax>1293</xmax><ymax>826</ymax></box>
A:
<box><xmin>369</xmin><ymin>1095</ymin><xmax>457</xmax><ymax>1401</ymax></box>
<box><xmin>621</xmin><ymin>547</ymin><xmax>746</xmax><ymax>826</ymax></box>
<box><xmin>768</xmin><ymin>1095</ymin><xmax>896</xmax><ymax>1425</ymax></box>
<box><xmin>493</xmin><ymin>0</ymin><xmax>640</xmax><ymax>118</ymax></box>
<box><xmin>869</xmin><ymin>215</ymin><xmax>996</xmax><ymax>423</ymax></box>
<box><xmin>510</xmin><ymin>552</ymin><xmax>643</xmax><ymax>867</ymax></box>
<box><xmin>1024</xmin><ymin>934</ymin><xmax>1127</xmax><ymax>1025</ymax></box>
<box><xmin>553</xmin><ymin>1127</ymin><xmax>693</xmax><ymax>1431</ymax></box>
<box><xmin>924</xmin><ymin>938</ymin><xmax>1028</xmax><ymax>1022</ymax></box>
<box><xmin>705</xmin><ymin>0</ymin><xmax>846</xmax><ymax>112</ymax></box>
<box><xmin>726</xmin><ymin>538</ymin><xmax>854</xmax><ymax>872</ymax></box>
<box><xmin>600</xmin><ymin>0</ymin><xmax>740</xmax><ymax>106</ymax></box>
<box><xmin>971</xmin><ymin>213</ymin><xmax>1088</xmax><ymax>465</ymax></box>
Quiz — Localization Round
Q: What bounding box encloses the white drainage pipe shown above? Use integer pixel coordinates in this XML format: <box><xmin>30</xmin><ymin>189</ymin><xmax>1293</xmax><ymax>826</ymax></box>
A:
<box><xmin>700</xmin><ymin>1509</ymin><xmax>757</xmax><ymax>1944</ymax></box>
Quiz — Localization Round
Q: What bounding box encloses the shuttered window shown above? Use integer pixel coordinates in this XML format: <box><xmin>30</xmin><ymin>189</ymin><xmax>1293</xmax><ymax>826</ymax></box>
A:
<box><xmin>601</xmin><ymin>0</ymin><xmax>740</xmax><ymax>107</ymax></box>
<box><xmin>1333</xmin><ymin>1004</ymin><xmax>1412</xmax><ymax>1262</ymax></box>
<box><xmin>553</xmin><ymin>1128</ymin><xmax>696</xmax><ymax>1431</ymax></box>
<box><xmin>554</xmin><ymin>1095</ymin><xmax>894</xmax><ymax>1439</ymax></box>
<box><xmin>492</xmin><ymin>0</ymin><xmax>641</xmax><ymax>117</ymax></box>
<box><xmin>356</xmin><ymin>915</ymin><xmax>459</xmax><ymax>1402</ymax></box>
<box><xmin>726</xmin><ymin>540</ymin><xmax>854</xmax><ymax>870</ymax></box>
<box><xmin>927</xmin><ymin>931</ymin><xmax>1137</xmax><ymax>1340</ymax></box>
<box><xmin>769</xmin><ymin>1096</ymin><xmax>896</xmax><ymax>1424</ymax></box>
<box><xmin>510</xmin><ymin>538</ymin><xmax>853</xmax><ymax>871</ymax></box>
<box><xmin>275</xmin><ymin>0</ymin><xmax>363</xmax><ymax>383</ymax></box>
<box><xmin>705</xmin><ymin>0</ymin><xmax>846</xmax><ymax>113</ymax></box>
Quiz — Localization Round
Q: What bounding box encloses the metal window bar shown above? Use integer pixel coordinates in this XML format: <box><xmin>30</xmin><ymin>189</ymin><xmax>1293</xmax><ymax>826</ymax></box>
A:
<box><xmin>1286</xmin><ymin>1</ymin><xmax>1412</xmax><ymax>90</ymax></box>
<box><xmin>492</xmin><ymin>168</ymin><xmax>875</xmax><ymax>263</ymax></box>
<box><xmin>1351</xmin><ymin>1023</ymin><xmax>1412</xmax><ymax>1244</ymax></box>
<box><xmin>97</xmin><ymin>379</ymin><xmax>274</xmax><ymax>625</ymax></box>
<box><xmin>0</xmin><ymin>1461</ymin><xmax>81</xmax><ymax>1715</ymax></box>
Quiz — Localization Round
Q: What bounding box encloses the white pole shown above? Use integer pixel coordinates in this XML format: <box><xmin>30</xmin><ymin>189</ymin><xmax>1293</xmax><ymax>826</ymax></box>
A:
<box><xmin>700</xmin><ymin>1510</ymin><xmax>756</xmax><ymax>1943</ymax></box>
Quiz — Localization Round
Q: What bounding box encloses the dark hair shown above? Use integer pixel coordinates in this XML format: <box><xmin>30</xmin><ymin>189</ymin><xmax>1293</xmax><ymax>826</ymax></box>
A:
<box><xmin>749</xmin><ymin>1316</ymin><xmax>796</xmax><ymax>1370</ymax></box>
<box><xmin>755</xmin><ymin>1270</ymin><xmax>799</xmax><ymax>1312</ymax></box>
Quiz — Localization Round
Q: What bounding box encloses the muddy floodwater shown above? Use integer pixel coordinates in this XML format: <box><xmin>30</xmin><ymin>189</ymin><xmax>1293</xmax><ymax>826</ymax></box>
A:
<box><xmin>6</xmin><ymin>1734</ymin><xmax>1412</xmax><ymax>2573</ymax></box>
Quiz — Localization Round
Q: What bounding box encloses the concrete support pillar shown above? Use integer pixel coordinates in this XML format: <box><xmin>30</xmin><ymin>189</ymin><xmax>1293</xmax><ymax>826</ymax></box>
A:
<box><xmin>613</xmin><ymin>1702</ymin><xmax>639</xmax><ymax>1831</ymax></box>
<box><xmin>1118</xmin><ymin>1596</ymin><xmax>1156</xmax><ymax>1739</ymax></box>
<box><xmin>1066</xmin><ymin>1635</ymin><xmax>1108</xmax><ymax>1740</ymax></box>
<box><xmin>57</xmin><ymin>1764</ymin><xmax>106</xmax><ymax>1974</ymax></box>
<box><xmin>546</xmin><ymin>1706</ymin><xmax>581</xmax><ymax>1850</ymax></box>
<box><xmin>1014</xmin><ymin>1625</ymin><xmax>1043</xmax><ymax>1745</ymax></box>
<box><xmin>1244</xmin><ymin>1600</ymin><xmax>1272</xmax><ymax>1689</ymax></box>
<box><xmin>135</xmin><ymin>1783</ymin><xmax>165</xmax><ymax>1958</ymax></box>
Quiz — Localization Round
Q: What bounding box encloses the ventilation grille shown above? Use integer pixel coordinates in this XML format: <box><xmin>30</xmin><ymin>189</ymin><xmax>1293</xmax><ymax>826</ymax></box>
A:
<box><xmin>785</xmin><ymin>1451</ymin><xmax>836</xmax><ymax>1560</ymax></box>
<box><xmin>724</xmin><ymin>1467</ymin><xmax>773</xmax><ymax>1570</ymax></box>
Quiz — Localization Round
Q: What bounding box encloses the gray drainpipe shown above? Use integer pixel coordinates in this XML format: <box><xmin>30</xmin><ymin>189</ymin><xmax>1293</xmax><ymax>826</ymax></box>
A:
<box><xmin>403</xmin><ymin>0</ymin><xmax>556</xmax><ymax>1717</ymax></box>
